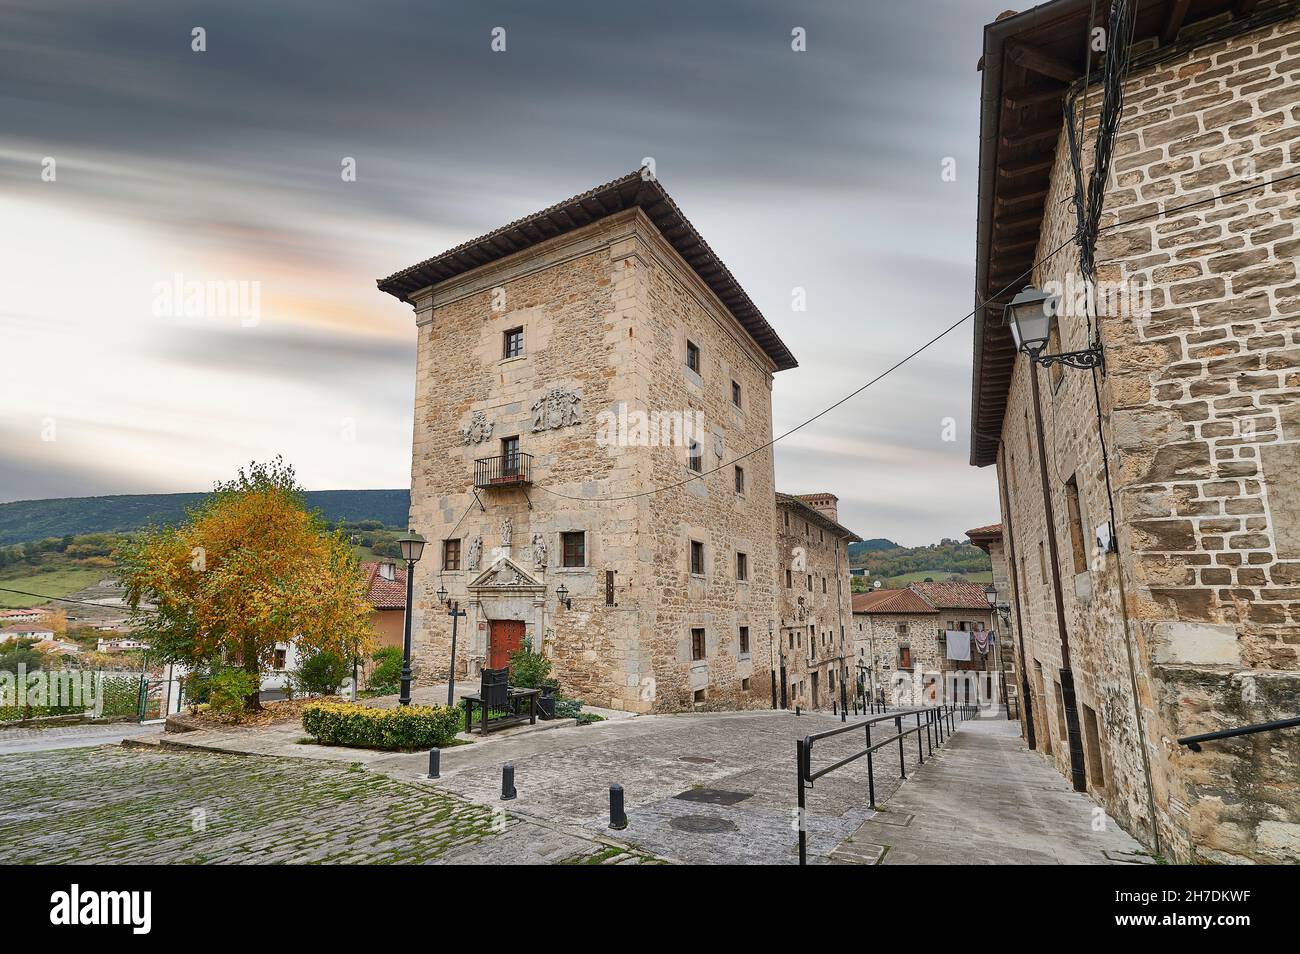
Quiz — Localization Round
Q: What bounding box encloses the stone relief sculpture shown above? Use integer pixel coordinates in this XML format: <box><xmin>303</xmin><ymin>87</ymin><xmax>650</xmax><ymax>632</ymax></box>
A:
<box><xmin>531</xmin><ymin>533</ymin><xmax>547</xmax><ymax>569</ymax></box>
<box><xmin>467</xmin><ymin>535</ymin><xmax>482</xmax><ymax>571</ymax></box>
<box><xmin>713</xmin><ymin>433</ymin><xmax>724</xmax><ymax>459</ymax></box>
<box><xmin>531</xmin><ymin>387</ymin><xmax>583</xmax><ymax>432</ymax></box>
<box><xmin>796</xmin><ymin>596</ymin><xmax>807</xmax><ymax>622</ymax></box>
<box><xmin>501</xmin><ymin>517</ymin><xmax>512</xmax><ymax>548</ymax></box>
<box><xmin>460</xmin><ymin>409</ymin><xmax>494</xmax><ymax>445</ymax></box>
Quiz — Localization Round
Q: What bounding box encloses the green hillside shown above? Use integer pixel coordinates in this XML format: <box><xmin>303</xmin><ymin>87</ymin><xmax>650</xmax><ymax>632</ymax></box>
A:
<box><xmin>0</xmin><ymin>490</ymin><xmax>411</xmax><ymax>547</ymax></box>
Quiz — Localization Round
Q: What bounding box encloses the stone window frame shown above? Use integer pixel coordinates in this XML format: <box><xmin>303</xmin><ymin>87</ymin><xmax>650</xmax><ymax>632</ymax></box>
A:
<box><xmin>731</xmin><ymin>379</ymin><xmax>742</xmax><ymax>408</ymax></box>
<box><xmin>690</xmin><ymin>627</ymin><xmax>706</xmax><ymax>662</ymax></box>
<box><xmin>736</xmin><ymin>550</ymin><xmax>749</xmax><ymax>583</ymax></box>
<box><xmin>690</xmin><ymin>539</ymin><xmax>705</xmax><ymax>577</ymax></box>
<box><xmin>734</xmin><ymin>464</ymin><xmax>745</xmax><ymax>495</ymax></box>
<box><xmin>785</xmin><ymin>568</ymin><xmax>792</xmax><ymax>588</ymax></box>
<box><xmin>442</xmin><ymin>538</ymin><xmax>461</xmax><ymax>571</ymax></box>
<box><xmin>738</xmin><ymin>625</ymin><xmax>751</xmax><ymax>656</ymax></box>
<box><xmin>686</xmin><ymin>339</ymin><xmax>701</xmax><ymax>375</ymax></box>
<box><xmin>561</xmin><ymin>531</ymin><xmax>586</xmax><ymax>568</ymax></box>
<box><xmin>502</xmin><ymin>326</ymin><xmax>524</xmax><ymax>360</ymax></box>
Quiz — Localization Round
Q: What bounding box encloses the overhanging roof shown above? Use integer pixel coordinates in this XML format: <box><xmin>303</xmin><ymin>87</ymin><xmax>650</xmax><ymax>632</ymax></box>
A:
<box><xmin>776</xmin><ymin>492</ymin><xmax>863</xmax><ymax>542</ymax></box>
<box><xmin>969</xmin><ymin>0</ymin><xmax>1286</xmax><ymax>466</ymax></box>
<box><xmin>377</xmin><ymin>171</ymin><xmax>798</xmax><ymax>372</ymax></box>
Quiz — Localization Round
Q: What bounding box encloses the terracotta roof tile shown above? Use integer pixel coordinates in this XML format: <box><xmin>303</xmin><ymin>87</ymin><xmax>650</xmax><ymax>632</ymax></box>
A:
<box><xmin>908</xmin><ymin>580</ymin><xmax>990</xmax><ymax>611</ymax></box>
<box><xmin>851</xmin><ymin>589</ymin><xmax>938</xmax><ymax>614</ymax></box>
<box><xmin>361</xmin><ymin>561</ymin><xmax>406</xmax><ymax>610</ymax></box>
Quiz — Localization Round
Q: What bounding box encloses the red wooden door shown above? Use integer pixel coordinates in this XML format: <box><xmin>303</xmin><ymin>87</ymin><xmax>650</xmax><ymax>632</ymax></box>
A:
<box><xmin>488</xmin><ymin>619</ymin><xmax>525</xmax><ymax>670</ymax></box>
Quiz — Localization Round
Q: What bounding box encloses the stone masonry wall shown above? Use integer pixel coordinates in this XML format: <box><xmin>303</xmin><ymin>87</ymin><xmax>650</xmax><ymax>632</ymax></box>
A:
<box><xmin>405</xmin><ymin>209</ymin><xmax>782</xmax><ymax>714</ymax></box>
<box><xmin>997</xmin><ymin>14</ymin><xmax>1300</xmax><ymax>862</ymax></box>
<box><xmin>776</xmin><ymin>501</ymin><xmax>854</xmax><ymax>710</ymax></box>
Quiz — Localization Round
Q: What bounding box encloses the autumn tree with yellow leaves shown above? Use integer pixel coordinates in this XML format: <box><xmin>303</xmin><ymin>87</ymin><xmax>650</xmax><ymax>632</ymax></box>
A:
<box><xmin>119</xmin><ymin>458</ymin><xmax>373</xmax><ymax>711</ymax></box>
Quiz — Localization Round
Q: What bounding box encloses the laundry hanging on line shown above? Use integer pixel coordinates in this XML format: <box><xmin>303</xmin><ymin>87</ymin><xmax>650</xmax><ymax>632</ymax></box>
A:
<box><xmin>945</xmin><ymin>630</ymin><xmax>971</xmax><ymax>661</ymax></box>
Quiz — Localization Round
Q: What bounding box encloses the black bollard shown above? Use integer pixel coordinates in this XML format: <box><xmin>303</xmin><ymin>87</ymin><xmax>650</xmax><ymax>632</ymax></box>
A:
<box><xmin>501</xmin><ymin>763</ymin><xmax>516</xmax><ymax>800</ymax></box>
<box><xmin>609</xmin><ymin>784</ymin><xmax>628</xmax><ymax>830</ymax></box>
<box><xmin>427</xmin><ymin>747</ymin><xmax>440</xmax><ymax>779</ymax></box>
<box><xmin>796</xmin><ymin>705</ymin><xmax>801</xmax><ymax>717</ymax></box>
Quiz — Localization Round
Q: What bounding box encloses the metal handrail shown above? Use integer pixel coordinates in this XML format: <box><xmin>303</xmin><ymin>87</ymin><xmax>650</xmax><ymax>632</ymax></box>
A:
<box><xmin>795</xmin><ymin>703</ymin><xmax>979</xmax><ymax>864</ymax></box>
<box><xmin>1177</xmin><ymin>716</ymin><xmax>1300</xmax><ymax>752</ymax></box>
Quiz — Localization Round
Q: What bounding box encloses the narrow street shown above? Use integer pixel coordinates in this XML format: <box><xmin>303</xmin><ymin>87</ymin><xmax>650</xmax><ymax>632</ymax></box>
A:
<box><xmin>835</xmin><ymin>719</ymin><xmax>1148</xmax><ymax>865</ymax></box>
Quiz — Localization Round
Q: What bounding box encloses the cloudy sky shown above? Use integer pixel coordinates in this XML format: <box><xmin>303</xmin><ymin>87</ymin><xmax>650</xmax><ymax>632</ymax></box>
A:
<box><xmin>0</xmin><ymin>0</ymin><xmax>1004</xmax><ymax>546</ymax></box>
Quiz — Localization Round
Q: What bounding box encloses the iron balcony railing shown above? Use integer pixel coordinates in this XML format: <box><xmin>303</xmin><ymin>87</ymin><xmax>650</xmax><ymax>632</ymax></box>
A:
<box><xmin>474</xmin><ymin>452</ymin><xmax>532</xmax><ymax>489</ymax></box>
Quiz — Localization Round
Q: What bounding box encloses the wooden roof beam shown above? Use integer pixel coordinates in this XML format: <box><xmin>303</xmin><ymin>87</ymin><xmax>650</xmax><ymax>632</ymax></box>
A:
<box><xmin>1162</xmin><ymin>0</ymin><xmax>1192</xmax><ymax>42</ymax></box>
<box><xmin>1002</xmin><ymin>83</ymin><xmax>1066</xmax><ymax>109</ymax></box>
<box><xmin>1006</xmin><ymin>41</ymin><xmax>1078</xmax><ymax>82</ymax></box>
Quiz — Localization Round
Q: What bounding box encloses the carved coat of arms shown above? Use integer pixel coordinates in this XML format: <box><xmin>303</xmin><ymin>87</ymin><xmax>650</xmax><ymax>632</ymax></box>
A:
<box><xmin>531</xmin><ymin>387</ymin><xmax>583</xmax><ymax>432</ymax></box>
<box><xmin>460</xmin><ymin>409</ymin><xmax>494</xmax><ymax>445</ymax></box>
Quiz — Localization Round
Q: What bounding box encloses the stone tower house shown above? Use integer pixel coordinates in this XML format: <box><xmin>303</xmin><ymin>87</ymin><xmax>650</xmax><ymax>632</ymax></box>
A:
<box><xmin>378</xmin><ymin>172</ymin><xmax>797</xmax><ymax>713</ymax></box>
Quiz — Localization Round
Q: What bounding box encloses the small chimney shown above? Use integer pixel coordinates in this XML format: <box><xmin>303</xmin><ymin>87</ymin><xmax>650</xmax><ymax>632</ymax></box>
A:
<box><xmin>378</xmin><ymin>562</ymin><xmax>396</xmax><ymax>581</ymax></box>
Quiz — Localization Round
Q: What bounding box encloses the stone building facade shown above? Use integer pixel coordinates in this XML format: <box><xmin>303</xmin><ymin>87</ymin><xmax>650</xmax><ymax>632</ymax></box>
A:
<box><xmin>377</xmin><ymin>172</ymin><xmax>798</xmax><ymax>713</ymax></box>
<box><xmin>972</xmin><ymin>2</ymin><xmax>1300</xmax><ymax>863</ymax></box>
<box><xmin>851</xmin><ymin>581</ymin><xmax>998</xmax><ymax>705</ymax></box>
<box><xmin>968</xmin><ymin>523</ymin><xmax>1025</xmax><ymax>718</ymax></box>
<box><xmin>775</xmin><ymin>493</ymin><xmax>860</xmax><ymax>710</ymax></box>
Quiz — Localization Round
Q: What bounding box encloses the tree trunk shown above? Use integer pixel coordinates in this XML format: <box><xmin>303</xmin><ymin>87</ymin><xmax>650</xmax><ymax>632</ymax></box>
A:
<box><xmin>243</xmin><ymin>640</ymin><xmax>262</xmax><ymax>712</ymax></box>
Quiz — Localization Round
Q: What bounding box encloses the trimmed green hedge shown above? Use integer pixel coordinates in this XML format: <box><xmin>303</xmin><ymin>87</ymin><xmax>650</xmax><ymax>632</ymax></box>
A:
<box><xmin>302</xmin><ymin>701</ymin><xmax>462</xmax><ymax>750</ymax></box>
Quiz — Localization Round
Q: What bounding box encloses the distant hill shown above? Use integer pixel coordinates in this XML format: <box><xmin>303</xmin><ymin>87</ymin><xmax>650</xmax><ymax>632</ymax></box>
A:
<box><xmin>848</xmin><ymin>538</ymin><xmax>899</xmax><ymax>558</ymax></box>
<box><xmin>0</xmin><ymin>490</ymin><xmax>411</xmax><ymax>546</ymax></box>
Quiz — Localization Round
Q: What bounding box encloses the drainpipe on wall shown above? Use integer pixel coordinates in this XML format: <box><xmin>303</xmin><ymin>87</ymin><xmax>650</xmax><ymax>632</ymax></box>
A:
<box><xmin>1030</xmin><ymin>363</ymin><xmax>1088</xmax><ymax>793</ymax></box>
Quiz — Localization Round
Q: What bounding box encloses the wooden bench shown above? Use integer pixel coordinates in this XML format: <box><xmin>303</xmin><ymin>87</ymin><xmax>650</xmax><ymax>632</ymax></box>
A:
<box><xmin>461</xmin><ymin>667</ymin><xmax>541</xmax><ymax>734</ymax></box>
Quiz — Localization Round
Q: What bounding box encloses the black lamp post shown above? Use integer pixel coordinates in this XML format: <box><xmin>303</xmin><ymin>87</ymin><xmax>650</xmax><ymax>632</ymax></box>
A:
<box><xmin>435</xmin><ymin>584</ymin><xmax>466</xmax><ymax>707</ymax></box>
<box><xmin>396</xmin><ymin>530</ymin><xmax>426</xmax><ymax>707</ymax></box>
<box><xmin>555</xmin><ymin>584</ymin><xmax>572</xmax><ymax>611</ymax></box>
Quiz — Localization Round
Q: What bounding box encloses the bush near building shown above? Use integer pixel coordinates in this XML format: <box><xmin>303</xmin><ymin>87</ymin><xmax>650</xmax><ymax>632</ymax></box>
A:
<box><xmin>301</xmin><ymin>700</ymin><xmax>462</xmax><ymax>750</ymax></box>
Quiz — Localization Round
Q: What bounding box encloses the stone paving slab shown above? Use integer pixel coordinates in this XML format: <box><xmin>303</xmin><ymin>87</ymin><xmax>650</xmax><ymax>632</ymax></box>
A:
<box><xmin>0</xmin><ymin>721</ymin><xmax>159</xmax><ymax>754</ymax></box>
<box><xmin>839</xmin><ymin>719</ymin><xmax>1151</xmax><ymax>865</ymax></box>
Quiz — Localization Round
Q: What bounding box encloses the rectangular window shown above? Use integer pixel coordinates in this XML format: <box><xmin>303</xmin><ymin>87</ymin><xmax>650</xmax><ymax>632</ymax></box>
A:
<box><xmin>807</xmin><ymin>574</ymin><xmax>813</xmax><ymax>591</ymax></box>
<box><xmin>686</xmin><ymin>340</ymin><xmax>700</xmax><ymax>374</ymax></box>
<box><xmin>734</xmin><ymin>465</ymin><xmax>744</xmax><ymax>494</ymax></box>
<box><xmin>899</xmin><ymin>644</ymin><xmax>912</xmax><ymax>669</ymax></box>
<box><xmin>442</xmin><ymin>538</ymin><xmax>461</xmax><ymax>571</ymax></box>
<box><xmin>739</xmin><ymin>626</ymin><xmax>750</xmax><ymax>654</ymax></box>
<box><xmin>503</xmin><ymin>326</ymin><xmax>524</xmax><ymax>359</ymax></box>
<box><xmin>1039</xmin><ymin>541</ymin><xmax>1048</xmax><ymax>582</ymax></box>
<box><xmin>785</xmin><ymin>568</ymin><xmax>792</xmax><ymax>588</ymax></box>
<box><xmin>784</xmin><ymin>512</ymin><xmax>789</xmax><ymax>529</ymax></box>
<box><xmin>731</xmin><ymin>380</ymin><xmax>742</xmax><ymax>407</ymax></box>
<box><xmin>822</xmin><ymin>577</ymin><xmax>827</xmax><ymax>594</ymax></box>
<box><xmin>896</xmin><ymin>621</ymin><xmax>908</xmax><ymax>637</ymax></box>
<box><xmin>691</xmin><ymin>627</ymin><xmax>706</xmax><ymax>661</ymax></box>
<box><xmin>273</xmin><ymin>647</ymin><xmax>287</xmax><ymax>670</ymax></box>
<box><xmin>501</xmin><ymin>435</ymin><xmax>520</xmax><ymax>476</ymax></box>
<box><xmin>693</xmin><ymin>688</ymin><xmax>706</xmax><ymax>703</ymax></box>
<box><xmin>688</xmin><ymin>440</ymin><xmax>702</xmax><ymax>473</ymax></box>
<box><xmin>741</xmin><ymin>677</ymin><xmax>751</xmax><ymax>691</ymax></box>
<box><xmin>1065</xmin><ymin>475</ymin><xmax>1087</xmax><ymax>575</ymax></box>
<box><xmin>690</xmin><ymin>540</ymin><xmax>705</xmax><ymax>575</ymax></box>
<box><xmin>736</xmin><ymin>551</ymin><xmax>748</xmax><ymax>582</ymax></box>
<box><xmin>561</xmin><ymin>531</ymin><xmax>585</xmax><ymax>568</ymax></box>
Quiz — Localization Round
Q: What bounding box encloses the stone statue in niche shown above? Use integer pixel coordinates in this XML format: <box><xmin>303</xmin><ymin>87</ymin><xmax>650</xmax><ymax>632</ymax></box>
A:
<box><xmin>460</xmin><ymin>410</ymin><xmax>494</xmax><ymax>445</ymax></box>
<box><xmin>467</xmin><ymin>535</ymin><xmax>482</xmax><ymax>571</ymax></box>
<box><xmin>796</xmin><ymin>596</ymin><xmax>807</xmax><ymax>622</ymax></box>
<box><xmin>531</xmin><ymin>533</ymin><xmax>547</xmax><ymax>569</ymax></box>
<box><xmin>501</xmin><ymin>517</ymin><xmax>512</xmax><ymax>549</ymax></box>
<box><xmin>531</xmin><ymin>387</ymin><xmax>583</xmax><ymax>432</ymax></box>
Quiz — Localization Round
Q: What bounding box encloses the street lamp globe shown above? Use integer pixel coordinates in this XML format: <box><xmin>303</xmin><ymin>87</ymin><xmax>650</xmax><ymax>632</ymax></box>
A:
<box><xmin>397</xmin><ymin>529</ymin><xmax>426</xmax><ymax>564</ymax></box>
<box><xmin>1005</xmin><ymin>285</ymin><xmax>1058</xmax><ymax>357</ymax></box>
<box><xmin>984</xmin><ymin>583</ymin><xmax>998</xmax><ymax>607</ymax></box>
<box><xmin>436</xmin><ymin>584</ymin><xmax>448</xmax><ymax>605</ymax></box>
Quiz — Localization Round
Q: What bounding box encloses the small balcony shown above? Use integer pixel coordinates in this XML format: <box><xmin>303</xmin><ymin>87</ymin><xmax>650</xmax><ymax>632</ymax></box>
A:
<box><xmin>475</xmin><ymin>452</ymin><xmax>533</xmax><ymax>489</ymax></box>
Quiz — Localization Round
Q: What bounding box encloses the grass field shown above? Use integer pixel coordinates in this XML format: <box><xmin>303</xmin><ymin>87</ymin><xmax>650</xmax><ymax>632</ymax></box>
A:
<box><xmin>0</xmin><ymin>567</ymin><xmax>109</xmax><ymax>608</ymax></box>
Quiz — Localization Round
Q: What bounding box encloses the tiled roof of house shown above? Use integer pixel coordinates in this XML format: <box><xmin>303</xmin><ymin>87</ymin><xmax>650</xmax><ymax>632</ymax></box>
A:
<box><xmin>377</xmin><ymin>170</ymin><xmax>797</xmax><ymax>371</ymax></box>
<box><xmin>966</xmin><ymin>523</ymin><xmax>1002</xmax><ymax>538</ymax></box>
<box><xmin>361</xmin><ymin>561</ymin><xmax>407</xmax><ymax>610</ymax></box>
<box><xmin>908</xmin><ymin>580</ymin><xmax>990</xmax><ymax>611</ymax></box>
<box><xmin>775</xmin><ymin>492</ymin><xmax>862</xmax><ymax>542</ymax></box>
<box><xmin>851</xmin><ymin>589</ymin><xmax>937</xmax><ymax>615</ymax></box>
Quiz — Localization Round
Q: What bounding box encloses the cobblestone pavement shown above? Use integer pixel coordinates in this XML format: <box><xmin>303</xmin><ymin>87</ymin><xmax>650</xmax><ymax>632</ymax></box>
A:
<box><xmin>0</xmin><ymin>746</ymin><xmax>659</xmax><ymax>864</ymax></box>
<box><xmin>0</xmin><ymin>722</ymin><xmax>159</xmax><ymax>754</ymax></box>
<box><xmin>403</xmin><ymin>708</ymin><xmax>931</xmax><ymax>864</ymax></box>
